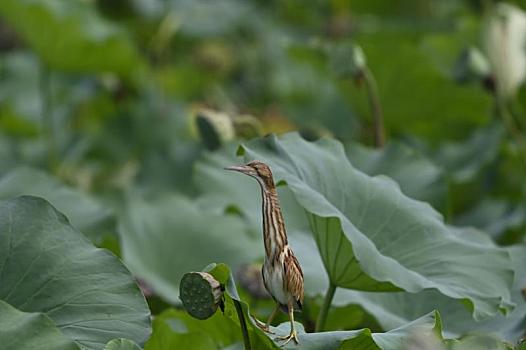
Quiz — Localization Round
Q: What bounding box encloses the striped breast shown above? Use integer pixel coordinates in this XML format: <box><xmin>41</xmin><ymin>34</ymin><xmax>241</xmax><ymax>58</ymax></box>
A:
<box><xmin>262</xmin><ymin>245</ymin><xmax>304</xmax><ymax>310</ymax></box>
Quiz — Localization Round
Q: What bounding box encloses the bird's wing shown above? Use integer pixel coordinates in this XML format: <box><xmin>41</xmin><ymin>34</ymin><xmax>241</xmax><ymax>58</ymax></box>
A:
<box><xmin>283</xmin><ymin>246</ymin><xmax>304</xmax><ymax>309</ymax></box>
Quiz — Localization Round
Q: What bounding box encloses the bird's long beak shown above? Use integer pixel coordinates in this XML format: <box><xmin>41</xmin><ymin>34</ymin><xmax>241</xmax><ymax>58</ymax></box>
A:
<box><xmin>224</xmin><ymin>165</ymin><xmax>252</xmax><ymax>174</ymax></box>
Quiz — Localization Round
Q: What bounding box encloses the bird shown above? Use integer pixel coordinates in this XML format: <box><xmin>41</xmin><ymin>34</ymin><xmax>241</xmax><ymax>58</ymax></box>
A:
<box><xmin>226</xmin><ymin>160</ymin><xmax>304</xmax><ymax>346</ymax></box>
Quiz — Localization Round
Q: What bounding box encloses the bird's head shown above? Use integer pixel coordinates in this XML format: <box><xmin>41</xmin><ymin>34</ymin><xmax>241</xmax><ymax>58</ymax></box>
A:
<box><xmin>225</xmin><ymin>160</ymin><xmax>275</xmax><ymax>189</ymax></box>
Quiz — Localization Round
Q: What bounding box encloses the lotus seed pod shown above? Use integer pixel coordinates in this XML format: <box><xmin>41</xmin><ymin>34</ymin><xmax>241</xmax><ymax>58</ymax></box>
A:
<box><xmin>194</xmin><ymin>109</ymin><xmax>235</xmax><ymax>151</ymax></box>
<box><xmin>232</xmin><ymin>114</ymin><xmax>263</xmax><ymax>139</ymax></box>
<box><xmin>329</xmin><ymin>43</ymin><xmax>367</xmax><ymax>78</ymax></box>
<box><xmin>299</xmin><ymin>126</ymin><xmax>333</xmax><ymax>142</ymax></box>
<box><xmin>180</xmin><ymin>272</ymin><xmax>223</xmax><ymax>320</ymax></box>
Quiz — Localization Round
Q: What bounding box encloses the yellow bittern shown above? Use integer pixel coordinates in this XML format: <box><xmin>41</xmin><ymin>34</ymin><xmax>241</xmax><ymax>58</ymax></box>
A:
<box><xmin>226</xmin><ymin>160</ymin><xmax>304</xmax><ymax>346</ymax></box>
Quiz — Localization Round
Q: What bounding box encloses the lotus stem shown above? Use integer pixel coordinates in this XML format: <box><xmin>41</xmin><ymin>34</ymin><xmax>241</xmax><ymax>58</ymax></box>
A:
<box><xmin>39</xmin><ymin>63</ymin><xmax>57</xmax><ymax>169</ymax></box>
<box><xmin>496</xmin><ymin>98</ymin><xmax>526</xmax><ymax>167</ymax></box>
<box><xmin>315</xmin><ymin>283</ymin><xmax>337</xmax><ymax>332</ymax></box>
<box><xmin>233</xmin><ymin>299</ymin><xmax>252</xmax><ymax>350</ymax></box>
<box><xmin>362</xmin><ymin>67</ymin><xmax>385</xmax><ymax>148</ymax></box>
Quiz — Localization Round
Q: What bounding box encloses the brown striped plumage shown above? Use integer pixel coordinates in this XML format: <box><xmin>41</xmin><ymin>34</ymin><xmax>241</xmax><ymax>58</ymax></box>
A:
<box><xmin>226</xmin><ymin>160</ymin><xmax>304</xmax><ymax>345</ymax></box>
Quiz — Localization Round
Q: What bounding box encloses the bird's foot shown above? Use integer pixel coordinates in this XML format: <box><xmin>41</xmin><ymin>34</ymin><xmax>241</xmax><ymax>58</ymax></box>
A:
<box><xmin>251</xmin><ymin>315</ymin><xmax>274</xmax><ymax>334</ymax></box>
<box><xmin>274</xmin><ymin>331</ymin><xmax>299</xmax><ymax>347</ymax></box>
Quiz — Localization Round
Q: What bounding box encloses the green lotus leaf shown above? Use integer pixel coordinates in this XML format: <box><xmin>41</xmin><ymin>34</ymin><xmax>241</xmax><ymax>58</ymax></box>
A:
<box><xmin>455</xmin><ymin>199</ymin><xmax>526</xmax><ymax>239</ymax></box>
<box><xmin>0</xmin><ymin>167</ymin><xmax>112</xmax><ymax>238</ymax></box>
<box><xmin>432</xmin><ymin>124</ymin><xmax>503</xmax><ymax>183</ymax></box>
<box><xmin>238</xmin><ymin>133</ymin><xmax>513</xmax><ymax>320</ymax></box>
<box><xmin>347</xmin><ymin>141</ymin><xmax>446</xmax><ymax>208</ymax></box>
<box><xmin>0</xmin><ymin>53</ymin><xmax>41</xmax><ymax>140</ymax></box>
<box><xmin>0</xmin><ymin>300</ymin><xmax>80</xmax><ymax>350</ymax></box>
<box><xmin>0</xmin><ymin>196</ymin><xmax>151</xmax><ymax>350</ymax></box>
<box><xmin>145</xmin><ymin>308</ymin><xmax>240</xmax><ymax>350</ymax></box>
<box><xmin>331</xmin><ymin>240</ymin><xmax>526</xmax><ymax>344</ymax></box>
<box><xmin>104</xmin><ymin>338</ymin><xmax>142</xmax><ymax>350</ymax></box>
<box><xmin>171</xmin><ymin>0</ymin><xmax>254</xmax><ymax>38</ymax></box>
<box><xmin>283</xmin><ymin>225</ymin><xmax>526</xmax><ymax>343</ymax></box>
<box><xmin>0</xmin><ymin>0</ymin><xmax>145</xmax><ymax>77</ymax></box>
<box><xmin>445</xmin><ymin>334</ymin><xmax>515</xmax><ymax>350</ymax></box>
<box><xmin>265</xmin><ymin>310</ymin><xmax>441</xmax><ymax>350</ymax></box>
<box><xmin>118</xmin><ymin>193</ymin><xmax>260</xmax><ymax>304</ymax></box>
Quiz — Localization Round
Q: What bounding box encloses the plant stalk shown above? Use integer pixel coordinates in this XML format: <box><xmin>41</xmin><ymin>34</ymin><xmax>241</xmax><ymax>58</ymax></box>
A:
<box><xmin>39</xmin><ymin>63</ymin><xmax>57</xmax><ymax>169</ymax></box>
<box><xmin>362</xmin><ymin>67</ymin><xmax>385</xmax><ymax>148</ymax></box>
<box><xmin>315</xmin><ymin>283</ymin><xmax>337</xmax><ymax>332</ymax></box>
<box><xmin>233</xmin><ymin>299</ymin><xmax>252</xmax><ymax>350</ymax></box>
<box><xmin>495</xmin><ymin>97</ymin><xmax>526</xmax><ymax>167</ymax></box>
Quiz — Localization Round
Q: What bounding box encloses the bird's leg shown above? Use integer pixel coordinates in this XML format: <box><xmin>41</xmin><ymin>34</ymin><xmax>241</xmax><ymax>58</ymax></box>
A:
<box><xmin>253</xmin><ymin>304</ymin><xmax>279</xmax><ymax>334</ymax></box>
<box><xmin>274</xmin><ymin>300</ymin><xmax>299</xmax><ymax>346</ymax></box>
<box><xmin>265</xmin><ymin>304</ymin><xmax>280</xmax><ymax>333</ymax></box>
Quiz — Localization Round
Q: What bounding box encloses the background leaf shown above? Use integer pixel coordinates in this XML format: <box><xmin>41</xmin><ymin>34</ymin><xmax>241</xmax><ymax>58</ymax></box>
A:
<box><xmin>0</xmin><ymin>167</ymin><xmax>112</xmax><ymax>238</ymax></box>
<box><xmin>455</xmin><ymin>199</ymin><xmax>526</xmax><ymax>240</ymax></box>
<box><xmin>118</xmin><ymin>193</ymin><xmax>260</xmax><ymax>303</ymax></box>
<box><xmin>0</xmin><ymin>0</ymin><xmax>145</xmax><ymax>77</ymax></box>
<box><xmin>145</xmin><ymin>308</ymin><xmax>240</xmax><ymax>350</ymax></box>
<box><xmin>347</xmin><ymin>141</ymin><xmax>446</xmax><ymax>208</ymax></box>
<box><xmin>349</xmin><ymin>33</ymin><xmax>493</xmax><ymax>141</ymax></box>
<box><xmin>431</xmin><ymin>124</ymin><xmax>504</xmax><ymax>183</ymax></box>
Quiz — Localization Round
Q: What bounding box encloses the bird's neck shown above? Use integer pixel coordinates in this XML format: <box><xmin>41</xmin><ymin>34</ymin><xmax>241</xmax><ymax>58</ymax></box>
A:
<box><xmin>261</xmin><ymin>186</ymin><xmax>288</xmax><ymax>260</ymax></box>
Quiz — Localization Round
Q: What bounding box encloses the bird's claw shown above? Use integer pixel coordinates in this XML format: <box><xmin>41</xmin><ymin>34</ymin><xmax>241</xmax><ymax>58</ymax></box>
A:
<box><xmin>251</xmin><ymin>315</ymin><xmax>274</xmax><ymax>334</ymax></box>
<box><xmin>275</xmin><ymin>331</ymin><xmax>299</xmax><ymax>347</ymax></box>
<box><xmin>257</xmin><ymin>324</ymin><xmax>274</xmax><ymax>334</ymax></box>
